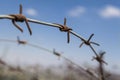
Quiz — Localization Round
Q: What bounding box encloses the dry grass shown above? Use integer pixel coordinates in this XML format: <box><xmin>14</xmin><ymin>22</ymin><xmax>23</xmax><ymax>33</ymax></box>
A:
<box><xmin>0</xmin><ymin>62</ymin><xmax>120</xmax><ymax>80</ymax></box>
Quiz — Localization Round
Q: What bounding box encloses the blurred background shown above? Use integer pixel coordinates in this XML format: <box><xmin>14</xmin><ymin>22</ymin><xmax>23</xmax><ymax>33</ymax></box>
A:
<box><xmin>0</xmin><ymin>0</ymin><xmax>120</xmax><ymax>80</ymax></box>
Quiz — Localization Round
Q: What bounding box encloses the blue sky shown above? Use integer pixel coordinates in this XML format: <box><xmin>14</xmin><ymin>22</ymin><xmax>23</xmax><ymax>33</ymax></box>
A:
<box><xmin>0</xmin><ymin>0</ymin><xmax>120</xmax><ymax>73</ymax></box>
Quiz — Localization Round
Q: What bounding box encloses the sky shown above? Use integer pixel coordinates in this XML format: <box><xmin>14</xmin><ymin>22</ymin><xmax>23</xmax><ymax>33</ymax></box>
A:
<box><xmin>0</xmin><ymin>0</ymin><xmax>120</xmax><ymax>73</ymax></box>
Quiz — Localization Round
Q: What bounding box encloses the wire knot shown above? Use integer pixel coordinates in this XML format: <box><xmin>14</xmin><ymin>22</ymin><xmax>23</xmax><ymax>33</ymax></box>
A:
<box><xmin>8</xmin><ymin>4</ymin><xmax>32</xmax><ymax>35</ymax></box>
<box><xmin>10</xmin><ymin>14</ymin><xmax>26</xmax><ymax>22</ymax></box>
<box><xmin>59</xmin><ymin>24</ymin><xmax>72</xmax><ymax>32</ymax></box>
<box><xmin>92</xmin><ymin>52</ymin><xmax>108</xmax><ymax>65</ymax></box>
<box><xmin>54</xmin><ymin>18</ymin><xmax>72</xmax><ymax>43</ymax></box>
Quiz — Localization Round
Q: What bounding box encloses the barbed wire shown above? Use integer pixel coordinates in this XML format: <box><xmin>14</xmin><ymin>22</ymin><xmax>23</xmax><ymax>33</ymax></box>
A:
<box><xmin>0</xmin><ymin>4</ymin><xmax>99</xmax><ymax>57</ymax></box>
<box><xmin>0</xmin><ymin>38</ymin><xmax>98</xmax><ymax>79</ymax></box>
<box><xmin>0</xmin><ymin>4</ymin><xmax>108</xmax><ymax>80</ymax></box>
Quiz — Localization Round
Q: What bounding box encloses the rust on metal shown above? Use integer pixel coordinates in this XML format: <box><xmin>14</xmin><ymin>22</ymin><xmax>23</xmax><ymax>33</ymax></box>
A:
<box><xmin>54</xmin><ymin>18</ymin><xmax>72</xmax><ymax>43</ymax></box>
<box><xmin>9</xmin><ymin>4</ymin><xmax>32</xmax><ymax>35</ymax></box>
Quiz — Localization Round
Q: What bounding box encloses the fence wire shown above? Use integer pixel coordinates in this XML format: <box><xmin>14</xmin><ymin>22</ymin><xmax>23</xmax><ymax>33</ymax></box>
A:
<box><xmin>0</xmin><ymin>38</ymin><xmax>98</xmax><ymax>79</ymax></box>
<box><xmin>0</xmin><ymin>4</ymin><xmax>107</xmax><ymax>80</ymax></box>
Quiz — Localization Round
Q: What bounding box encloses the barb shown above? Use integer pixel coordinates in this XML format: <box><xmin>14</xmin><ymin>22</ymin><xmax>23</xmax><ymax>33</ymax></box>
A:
<box><xmin>53</xmin><ymin>49</ymin><xmax>61</xmax><ymax>59</ymax></box>
<box><xmin>92</xmin><ymin>51</ymin><xmax>108</xmax><ymax>65</ymax></box>
<box><xmin>0</xmin><ymin>15</ymin><xmax>93</xmax><ymax>44</ymax></box>
<box><xmin>89</xmin><ymin>45</ymin><xmax>108</xmax><ymax>66</ymax></box>
<box><xmin>9</xmin><ymin>4</ymin><xmax>32</xmax><ymax>35</ymax></box>
<box><xmin>79</xmin><ymin>34</ymin><xmax>100</xmax><ymax>47</ymax></box>
<box><xmin>17</xmin><ymin>36</ymin><xmax>27</xmax><ymax>45</ymax></box>
<box><xmin>0</xmin><ymin>5</ymin><xmax>102</xmax><ymax>77</ymax></box>
<box><xmin>92</xmin><ymin>51</ymin><xmax>107</xmax><ymax>80</ymax></box>
<box><xmin>54</xmin><ymin>18</ymin><xmax>72</xmax><ymax>43</ymax></box>
<box><xmin>79</xmin><ymin>33</ymin><xmax>100</xmax><ymax>58</ymax></box>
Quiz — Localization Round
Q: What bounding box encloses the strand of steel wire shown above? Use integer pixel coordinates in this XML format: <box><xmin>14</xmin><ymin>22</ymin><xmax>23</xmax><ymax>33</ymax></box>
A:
<box><xmin>0</xmin><ymin>4</ymin><xmax>99</xmax><ymax>57</ymax></box>
<box><xmin>0</xmin><ymin>38</ymin><xmax>98</xmax><ymax>79</ymax></box>
<box><xmin>0</xmin><ymin>4</ymin><xmax>107</xmax><ymax>68</ymax></box>
<box><xmin>0</xmin><ymin>15</ymin><xmax>99</xmax><ymax>54</ymax></box>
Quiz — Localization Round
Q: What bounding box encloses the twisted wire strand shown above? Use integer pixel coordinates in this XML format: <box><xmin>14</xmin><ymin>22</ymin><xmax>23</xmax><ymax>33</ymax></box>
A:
<box><xmin>0</xmin><ymin>15</ymin><xmax>99</xmax><ymax>56</ymax></box>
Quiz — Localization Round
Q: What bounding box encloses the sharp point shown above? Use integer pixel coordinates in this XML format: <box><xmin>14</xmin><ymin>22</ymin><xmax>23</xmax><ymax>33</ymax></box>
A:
<box><xmin>20</xmin><ymin>4</ymin><xmax>22</xmax><ymax>7</ymax></box>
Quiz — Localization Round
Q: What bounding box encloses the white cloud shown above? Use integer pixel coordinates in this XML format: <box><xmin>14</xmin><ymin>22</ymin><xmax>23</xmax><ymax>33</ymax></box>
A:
<box><xmin>25</xmin><ymin>8</ymin><xmax>38</xmax><ymax>16</ymax></box>
<box><xmin>99</xmin><ymin>5</ymin><xmax>120</xmax><ymax>18</ymax></box>
<box><xmin>68</xmin><ymin>6</ymin><xmax>85</xmax><ymax>17</ymax></box>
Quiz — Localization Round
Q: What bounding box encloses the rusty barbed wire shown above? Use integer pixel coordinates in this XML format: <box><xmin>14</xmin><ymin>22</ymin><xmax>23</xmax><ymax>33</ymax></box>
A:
<box><xmin>0</xmin><ymin>4</ymin><xmax>108</xmax><ymax>80</ymax></box>
<box><xmin>17</xmin><ymin>36</ymin><xmax>27</xmax><ymax>45</ymax></box>
<box><xmin>0</xmin><ymin>5</ymin><xmax>99</xmax><ymax>53</ymax></box>
<box><xmin>92</xmin><ymin>51</ymin><xmax>107</xmax><ymax>65</ymax></box>
<box><xmin>78</xmin><ymin>33</ymin><xmax>108</xmax><ymax>66</ymax></box>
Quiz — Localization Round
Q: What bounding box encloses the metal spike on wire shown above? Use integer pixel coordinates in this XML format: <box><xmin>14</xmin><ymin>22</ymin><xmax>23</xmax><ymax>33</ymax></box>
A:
<box><xmin>54</xmin><ymin>18</ymin><xmax>72</xmax><ymax>43</ymax></box>
<box><xmin>17</xmin><ymin>36</ymin><xmax>27</xmax><ymax>45</ymax></box>
<box><xmin>53</xmin><ymin>49</ymin><xmax>61</xmax><ymax>59</ymax></box>
<box><xmin>9</xmin><ymin>4</ymin><xmax>32</xmax><ymax>35</ymax></box>
<box><xmin>79</xmin><ymin>33</ymin><xmax>100</xmax><ymax>56</ymax></box>
<box><xmin>59</xmin><ymin>18</ymin><xmax>72</xmax><ymax>43</ymax></box>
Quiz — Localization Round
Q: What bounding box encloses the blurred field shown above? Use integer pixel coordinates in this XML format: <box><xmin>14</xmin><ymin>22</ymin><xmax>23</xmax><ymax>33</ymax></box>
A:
<box><xmin>0</xmin><ymin>60</ymin><xmax>120</xmax><ymax>80</ymax></box>
<box><xmin>0</xmin><ymin>40</ymin><xmax>119</xmax><ymax>80</ymax></box>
